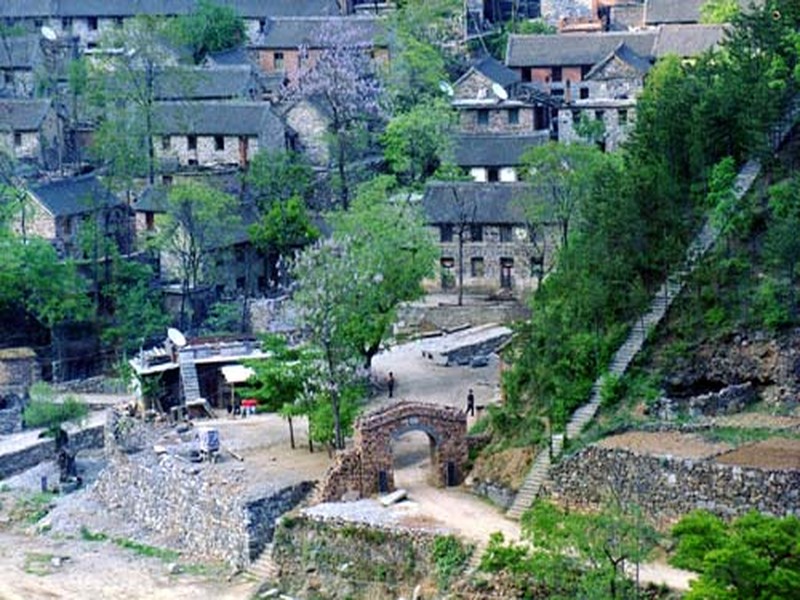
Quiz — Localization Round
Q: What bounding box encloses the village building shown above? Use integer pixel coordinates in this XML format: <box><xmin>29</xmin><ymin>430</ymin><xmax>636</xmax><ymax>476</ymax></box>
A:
<box><xmin>24</xmin><ymin>173</ymin><xmax>132</xmax><ymax>259</ymax></box>
<box><xmin>0</xmin><ymin>35</ymin><xmax>43</xmax><ymax>98</ymax></box>
<box><xmin>0</xmin><ymin>98</ymin><xmax>60</xmax><ymax>168</ymax></box>
<box><xmin>153</xmin><ymin>101</ymin><xmax>288</xmax><ymax>169</ymax></box>
<box><xmin>453</xmin><ymin>133</ymin><xmax>549</xmax><ymax>182</ymax></box>
<box><xmin>422</xmin><ymin>182</ymin><xmax>559</xmax><ymax>296</ymax></box>
<box><xmin>250</xmin><ymin>16</ymin><xmax>387</xmax><ymax>80</ymax></box>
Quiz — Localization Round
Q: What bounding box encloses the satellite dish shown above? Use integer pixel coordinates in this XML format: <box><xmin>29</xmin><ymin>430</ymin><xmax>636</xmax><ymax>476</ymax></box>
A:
<box><xmin>40</xmin><ymin>26</ymin><xmax>57</xmax><ymax>42</ymax></box>
<box><xmin>167</xmin><ymin>327</ymin><xmax>187</xmax><ymax>348</ymax></box>
<box><xmin>438</xmin><ymin>80</ymin><xmax>454</xmax><ymax>97</ymax></box>
<box><xmin>492</xmin><ymin>82</ymin><xmax>509</xmax><ymax>101</ymax></box>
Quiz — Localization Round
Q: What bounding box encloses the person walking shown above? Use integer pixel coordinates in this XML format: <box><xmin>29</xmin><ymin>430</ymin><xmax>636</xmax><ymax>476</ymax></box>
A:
<box><xmin>466</xmin><ymin>389</ymin><xmax>475</xmax><ymax>417</ymax></box>
<box><xmin>387</xmin><ymin>372</ymin><xmax>395</xmax><ymax>398</ymax></box>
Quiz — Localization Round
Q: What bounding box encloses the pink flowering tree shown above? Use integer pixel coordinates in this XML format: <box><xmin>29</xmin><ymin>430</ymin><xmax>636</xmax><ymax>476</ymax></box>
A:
<box><xmin>283</xmin><ymin>22</ymin><xmax>386</xmax><ymax>210</ymax></box>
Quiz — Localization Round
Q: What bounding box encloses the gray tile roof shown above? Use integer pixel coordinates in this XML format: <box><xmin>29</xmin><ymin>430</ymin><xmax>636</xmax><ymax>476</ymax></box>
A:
<box><xmin>31</xmin><ymin>173</ymin><xmax>122</xmax><ymax>217</ymax></box>
<box><xmin>0</xmin><ymin>99</ymin><xmax>51</xmax><ymax>131</ymax></box>
<box><xmin>0</xmin><ymin>36</ymin><xmax>42</xmax><ymax>69</ymax></box>
<box><xmin>506</xmin><ymin>31</ymin><xmax>657</xmax><ymax>68</ymax></box>
<box><xmin>584</xmin><ymin>42</ymin><xmax>652</xmax><ymax>80</ymax></box>
<box><xmin>153</xmin><ymin>101</ymin><xmax>285</xmax><ymax>145</ymax></box>
<box><xmin>422</xmin><ymin>182</ymin><xmax>534</xmax><ymax>225</ymax></box>
<box><xmin>653</xmin><ymin>24</ymin><xmax>727</xmax><ymax>58</ymax></box>
<box><xmin>0</xmin><ymin>1</ymin><xmax>341</xmax><ymax>19</ymax></box>
<box><xmin>154</xmin><ymin>66</ymin><xmax>257</xmax><ymax>100</ymax></box>
<box><xmin>453</xmin><ymin>133</ymin><xmax>549</xmax><ymax>167</ymax></box>
<box><xmin>471</xmin><ymin>56</ymin><xmax>520</xmax><ymax>88</ymax></box>
<box><xmin>205</xmin><ymin>47</ymin><xmax>253</xmax><ymax>67</ymax></box>
<box><xmin>253</xmin><ymin>16</ymin><xmax>385</xmax><ymax>49</ymax></box>
<box><xmin>644</xmin><ymin>0</ymin><xmax>704</xmax><ymax>24</ymax></box>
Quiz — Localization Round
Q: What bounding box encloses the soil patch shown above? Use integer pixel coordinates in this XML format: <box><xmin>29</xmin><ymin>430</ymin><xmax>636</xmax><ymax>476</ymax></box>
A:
<box><xmin>470</xmin><ymin>446</ymin><xmax>534</xmax><ymax>490</ymax></box>
<box><xmin>597</xmin><ymin>431</ymin><xmax>732</xmax><ymax>459</ymax></box>
<box><xmin>714</xmin><ymin>438</ymin><xmax>800</xmax><ymax>470</ymax></box>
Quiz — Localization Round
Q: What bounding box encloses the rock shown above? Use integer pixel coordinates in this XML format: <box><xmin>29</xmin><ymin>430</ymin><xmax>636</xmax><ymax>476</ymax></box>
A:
<box><xmin>380</xmin><ymin>489</ymin><xmax>407</xmax><ymax>506</ymax></box>
<box><xmin>412</xmin><ymin>584</ymin><xmax>423</xmax><ymax>600</ymax></box>
<box><xmin>50</xmin><ymin>555</ymin><xmax>68</xmax><ymax>568</ymax></box>
<box><xmin>470</xmin><ymin>355</ymin><xmax>490</xmax><ymax>368</ymax></box>
<box><xmin>258</xmin><ymin>588</ymin><xmax>281</xmax><ymax>599</ymax></box>
<box><xmin>167</xmin><ymin>562</ymin><xmax>182</xmax><ymax>575</ymax></box>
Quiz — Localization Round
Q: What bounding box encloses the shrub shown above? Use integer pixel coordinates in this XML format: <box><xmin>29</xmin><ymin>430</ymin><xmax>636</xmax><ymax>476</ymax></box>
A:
<box><xmin>431</xmin><ymin>534</ymin><xmax>472</xmax><ymax>590</ymax></box>
<box><xmin>23</xmin><ymin>383</ymin><xmax>88</xmax><ymax>436</ymax></box>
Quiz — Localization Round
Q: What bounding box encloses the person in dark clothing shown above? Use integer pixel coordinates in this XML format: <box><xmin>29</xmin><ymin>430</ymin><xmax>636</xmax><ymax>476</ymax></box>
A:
<box><xmin>466</xmin><ymin>389</ymin><xmax>475</xmax><ymax>416</ymax></box>
<box><xmin>387</xmin><ymin>372</ymin><xmax>395</xmax><ymax>398</ymax></box>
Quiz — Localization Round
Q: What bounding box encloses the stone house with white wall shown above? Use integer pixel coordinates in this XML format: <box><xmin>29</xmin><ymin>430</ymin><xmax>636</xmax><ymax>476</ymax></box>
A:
<box><xmin>153</xmin><ymin>101</ymin><xmax>288</xmax><ymax>169</ymax></box>
<box><xmin>0</xmin><ymin>99</ymin><xmax>60</xmax><ymax>168</ymax></box>
<box><xmin>0</xmin><ymin>35</ymin><xmax>42</xmax><ymax>98</ymax></box>
<box><xmin>422</xmin><ymin>182</ymin><xmax>559</xmax><ymax>296</ymax></box>
<box><xmin>24</xmin><ymin>173</ymin><xmax>131</xmax><ymax>259</ymax></box>
<box><xmin>453</xmin><ymin>132</ymin><xmax>550</xmax><ymax>182</ymax></box>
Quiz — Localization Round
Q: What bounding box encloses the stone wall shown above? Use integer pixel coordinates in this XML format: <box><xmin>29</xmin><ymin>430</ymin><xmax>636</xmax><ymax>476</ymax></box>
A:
<box><xmin>93</xmin><ymin>418</ymin><xmax>314</xmax><ymax>567</ymax></box>
<box><xmin>396</xmin><ymin>299</ymin><xmax>530</xmax><ymax>335</ymax></box>
<box><xmin>544</xmin><ymin>446</ymin><xmax>800</xmax><ymax>526</ymax></box>
<box><xmin>0</xmin><ymin>422</ymin><xmax>104</xmax><ymax>480</ymax></box>
<box><xmin>272</xmin><ymin>512</ymin><xmax>448</xmax><ymax>600</ymax></box>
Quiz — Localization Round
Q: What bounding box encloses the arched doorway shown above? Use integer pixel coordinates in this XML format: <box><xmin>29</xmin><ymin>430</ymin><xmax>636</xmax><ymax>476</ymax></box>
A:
<box><xmin>391</xmin><ymin>427</ymin><xmax>438</xmax><ymax>490</ymax></box>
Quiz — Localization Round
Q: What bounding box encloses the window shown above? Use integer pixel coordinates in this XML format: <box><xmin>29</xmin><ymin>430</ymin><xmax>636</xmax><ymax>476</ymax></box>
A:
<box><xmin>62</xmin><ymin>17</ymin><xmax>72</xmax><ymax>29</ymax></box>
<box><xmin>571</xmin><ymin>109</ymin><xmax>580</xmax><ymax>124</ymax></box>
<box><xmin>62</xmin><ymin>218</ymin><xmax>72</xmax><ymax>236</ymax></box>
<box><xmin>471</xmin><ymin>257</ymin><xmax>485</xmax><ymax>278</ymax></box>
<box><xmin>581</xmin><ymin>65</ymin><xmax>591</xmax><ymax>78</ymax></box>
<box><xmin>161</xmin><ymin>136</ymin><xmax>170</xmax><ymax>151</ymax></box>
<box><xmin>34</xmin><ymin>18</ymin><xmax>44</xmax><ymax>28</ymax></box>
<box><xmin>618</xmin><ymin>108</ymin><xmax>628</xmax><ymax>125</ymax></box>
<box><xmin>259</xmin><ymin>19</ymin><xmax>266</xmax><ymax>34</ymax></box>
<box><xmin>88</xmin><ymin>16</ymin><xmax>98</xmax><ymax>31</ymax></box>
<box><xmin>551</xmin><ymin>67</ymin><xmax>562</xmax><ymax>82</ymax></box>
<box><xmin>187</xmin><ymin>135</ymin><xmax>197</xmax><ymax>150</ymax></box>
<box><xmin>4</xmin><ymin>72</ymin><xmax>14</xmax><ymax>85</ymax></box>
<box><xmin>13</xmin><ymin>132</ymin><xmax>21</xmax><ymax>147</ymax></box>
<box><xmin>595</xmin><ymin>109</ymin><xmax>605</xmax><ymax>121</ymax></box>
<box><xmin>113</xmin><ymin>17</ymin><xmax>124</xmax><ymax>28</ymax></box>
<box><xmin>521</xmin><ymin>68</ymin><xmax>532</xmax><ymax>83</ymax></box>
<box><xmin>499</xmin><ymin>225</ymin><xmax>513</xmax><ymax>242</ymax></box>
<box><xmin>440</xmin><ymin>257</ymin><xmax>455</xmax><ymax>289</ymax></box>
<box><xmin>470</xmin><ymin>224</ymin><xmax>483</xmax><ymax>242</ymax></box>
<box><xmin>440</xmin><ymin>224</ymin><xmax>453</xmax><ymax>243</ymax></box>
<box><xmin>487</xmin><ymin>168</ymin><xmax>499</xmax><ymax>182</ymax></box>
<box><xmin>500</xmin><ymin>257</ymin><xmax>514</xmax><ymax>288</ymax></box>
<box><xmin>214</xmin><ymin>135</ymin><xmax>225</xmax><ymax>151</ymax></box>
<box><xmin>477</xmin><ymin>110</ymin><xmax>489</xmax><ymax>126</ymax></box>
<box><xmin>508</xmin><ymin>108</ymin><xmax>519</xmax><ymax>125</ymax></box>
<box><xmin>530</xmin><ymin>257</ymin><xmax>543</xmax><ymax>278</ymax></box>
<box><xmin>579</xmin><ymin>87</ymin><xmax>589</xmax><ymax>99</ymax></box>
<box><xmin>162</xmin><ymin>175</ymin><xmax>173</xmax><ymax>186</ymax></box>
<box><xmin>551</xmin><ymin>88</ymin><xmax>564</xmax><ymax>97</ymax></box>
<box><xmin>274</xmin><ymin>51</ymin><xmax>285</xmax><ymax>70</ymax></box>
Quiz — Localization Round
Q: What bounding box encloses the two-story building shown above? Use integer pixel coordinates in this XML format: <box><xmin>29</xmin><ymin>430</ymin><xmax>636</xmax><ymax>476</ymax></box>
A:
<box><xmin>422</xmin><ymin>182</ymin><xmax>559</xmax><ymax>296</ymax></box>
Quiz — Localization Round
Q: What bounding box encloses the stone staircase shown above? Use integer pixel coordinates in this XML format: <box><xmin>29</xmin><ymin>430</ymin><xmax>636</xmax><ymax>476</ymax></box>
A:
<box><xmin>247</xmin><ymin>544</ymin><xmax>280</xmax><ymax>581</ymax></box>
<box><xmin>505</xmin><ymin>157</ymin><xmax>767</xmax><ymax>521</ymax></box>
<box><xmin>178</xmin><ymin>352</ymin><xmax>201</xmax><ymax>402</ymax></box>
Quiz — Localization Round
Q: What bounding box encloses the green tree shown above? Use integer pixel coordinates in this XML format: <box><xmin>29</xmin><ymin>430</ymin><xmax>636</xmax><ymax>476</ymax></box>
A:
<box><xmin>521</xmin><ymin>142</ymin><xmax>605</xmax><ymax>249</ymax></box>
<box><xmin>671</xmin><ymin>510</ymin><xmax>800</xmax><ymax>600</ymax></box>
<box><xmin>700</xmin><ymin>0</ymin><xmax>740</xmax><ymax>23</ymax></box>
<box><xmin>328</xmin><ymin>175</ymin><xmax>437</xmax><ymax>366</ymax></box>
<box><xmin>168</xmin><ymin>0</ymin><xmax>246</xmax><ymax>64</ymax></box>
<box><xmin>381</xmin><ymin>99</ymin><xmax>456</xmax><ymax>188</ymax></box>
<box><xmin>155</xmin><ymin>180</ymin><xmax>241</xmax><ymax>329</ymax></box>
<box><xmin>762</xmin><ymin>176</ymin><xmax>800</xmax><ymax>323</ymax></box>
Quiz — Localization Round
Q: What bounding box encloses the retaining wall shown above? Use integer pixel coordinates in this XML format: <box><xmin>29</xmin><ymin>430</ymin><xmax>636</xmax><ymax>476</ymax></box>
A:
<box><xmin>545</xmin><ymin>446</ymin><xmax>800</xmax><ymax>526</ymax></box>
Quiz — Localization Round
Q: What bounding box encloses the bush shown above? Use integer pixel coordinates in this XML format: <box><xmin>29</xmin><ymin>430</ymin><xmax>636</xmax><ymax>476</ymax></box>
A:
<box><xmin>431</xmin><ymin>534</ymin><xmax>472</xmax><ymax>590</ymax></box>
<box><xmin>23</xmin><ymin>383</ymin><xmax>88</xmax><ymax>436</ymax></box>
<box><xmin>670</xmin><ymin>510</ymin><xmax>730</xmax><ymax>572</ymax></box>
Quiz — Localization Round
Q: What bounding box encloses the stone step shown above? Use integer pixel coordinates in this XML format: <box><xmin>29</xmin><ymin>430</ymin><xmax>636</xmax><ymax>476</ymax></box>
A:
<box><xmin>248</xmin><ymin>546</ymin><xmax>279</xmax><ymax>581</ymax></box>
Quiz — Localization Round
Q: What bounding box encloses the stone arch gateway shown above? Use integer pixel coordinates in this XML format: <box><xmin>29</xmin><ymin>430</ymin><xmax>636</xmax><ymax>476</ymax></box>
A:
<box><xmin>315</xmin><ymin>401</ymin><xmax>468</xmax><ymax>502</ymax></box>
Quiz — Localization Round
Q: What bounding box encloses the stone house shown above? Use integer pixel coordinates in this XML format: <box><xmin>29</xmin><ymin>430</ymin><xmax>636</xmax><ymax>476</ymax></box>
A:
<box><xmin>0</xmin><ymin>35</ymin><xmax>42</xmax><ymax>98</ymax></box>
<box><xmin>555</xmin><ymin>41</ymin><xmax>650</xmax><ymax>150</ymax></box>
<box><xmin>505</xmin><ymin>30</ymin><xmax>657</xmax><ymax>96</ymax></box>
<box><xmin>153</xmin><ymin>101</ymin><xmax>288</xmax><ymax>169</ymax></box>
<box><xmin>422</xmin><ymin>182</ymin><xmax>559</xmax><ymax>296</ymax></box>
<box><xmin>250</xmin><ymin>16</ymin><xmax>387</xmax><ymax>80</ymax></box>
<box><xmin>453</xmin><ymin>132</ymin><xmax>550</xmax><ymax>182</ymax></box>
<box><xmin>644</xmin><ymin>0</ymin><xmax>705</xmax><ymax>26</ymax></box>
<box><xmin>452</xmin><ymin>56</ymin><xmax>555</xmax><ymax>136</ymax></box>
<box><xmin>25</xmin><ymin>173</ymin><xmax>132</xmax><ymax>259</ymax></box>
<box><xmin>153</xmin><ymin>65</ymin><xmax>260</xmax><ymax>102</ymax></box>
<box><xmin>281</xmin><ymin>97</ymin><xmax>332</xmax><ymax>167</ymax></box>
<box><xmin>0</xmin><ymin>98</ymin><xmax>60</xmax><ymax>168</ymax></box>
<box><xmin>652</xmin><ymin>24</ymin><xmax>727</xmax><ymax>61</ymax></box>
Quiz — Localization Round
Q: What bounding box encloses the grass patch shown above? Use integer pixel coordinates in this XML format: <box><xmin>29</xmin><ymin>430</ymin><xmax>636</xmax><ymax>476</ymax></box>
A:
<box><xmin>23</xmin><ymin>552</ymin><xmax>55</xmax><ymax>576</ymax></box>
<box><xmin>701</xmin><ymin>427</ymin><xmax>800</xmax><ymax>446</ymax></box>
<box><xmin>79</xmin><ymin>526</ymin><xmax>108</xmax><ymax>542</ymax></box>
<box><xmin>11</xmin><ymin>491</ymin><xmax>56</xmax><ymax>524</ymax></box>
<box><xmin>113</xmin><ymin>537</ymin><xmax>180</xmax><ymax>561</ymax></box>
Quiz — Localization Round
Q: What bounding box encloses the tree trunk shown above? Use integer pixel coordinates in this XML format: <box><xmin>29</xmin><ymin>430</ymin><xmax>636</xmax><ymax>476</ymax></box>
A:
<box><xmin>458</xmin><ymin>230</ymin><xmax>465</xmax><ymax>306</ymax></box>
<box><xmin>287</xmin><ymin>416</ymin><xmax>295</xmax><ymax>449</ymax></box>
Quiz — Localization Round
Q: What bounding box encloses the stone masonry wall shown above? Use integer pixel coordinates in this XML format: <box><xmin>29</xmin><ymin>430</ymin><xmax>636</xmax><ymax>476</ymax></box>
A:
<box><xmin>544</xmin><ymin>446</ymin><xmax>800</xmax><ymax>526</ymax></box>
<box><xmin>0</xmin><ymin>422</ymin><xmax>104</xmax><ymax>480</ymax></box>
<box><xmin>93</xmin><ymin>420</ymin><xmax>313</xmax><ymax>567</ymax></box>
<box><xmin>272</xmin><ymin>512</ymin><xmax>447</xmax><ymax>600</ymax></box>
